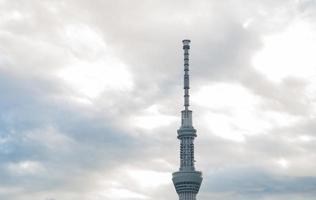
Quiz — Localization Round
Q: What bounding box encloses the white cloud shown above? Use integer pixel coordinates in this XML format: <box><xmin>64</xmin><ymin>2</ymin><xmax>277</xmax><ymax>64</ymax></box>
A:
<box><xmin>194</xmin><ymin>83</ymin><xmax>267</xmax><ymax>141</ymax></box>
<box><xmin>1</xmin><ymin>0</ymin><xmax>316</xmax><ymax>200</ymax></box>
<box><xmin>276</xmin><ymin>158</ymin><xmax>290</xmax><ymax>169</ymax></box>
<box><xmin>130</xmin><ymin>104</ymin><xmax>177</xmax><ymax>130</ymax></box>
<box><xmin>97</xmin><ymin>188</ymin><xmax>149</xmax><ymax>200</ymax></box>
<box><xmin>253</xmin><ymin>18</ymin><xmax>316</xmax><ymax>82</ymax></box>
<box><xmin>58</xmin><ymin>58</ymin><xmax>133</xmax><ymax>98</ymax></box>
<box><xmin>127</xmin><ymin>169</ymin><xmax>170</xmax><ymax>188</ymax></box>
<box><xmin>6</xmin><ymin>161</ymin><xmax>45</xmax><ymax>175</ymax></box>
<box><xmin>56</xmin><ymin>24</ymin><xmax>134</xmax><ymax>99</ymax></box>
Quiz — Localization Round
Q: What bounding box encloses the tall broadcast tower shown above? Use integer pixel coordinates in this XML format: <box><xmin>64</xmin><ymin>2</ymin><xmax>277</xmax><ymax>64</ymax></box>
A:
<box><xmin>172</xmin><ymin>40</ymin><xmax>203</xmax><ymax>200</ymax></box>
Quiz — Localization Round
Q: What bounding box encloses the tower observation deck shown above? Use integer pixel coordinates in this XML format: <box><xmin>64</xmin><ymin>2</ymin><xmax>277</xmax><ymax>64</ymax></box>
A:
<box><xmin>172</xmin><ymin>40</ymin><xmax>203</xmax><ymax>200</ymax></box>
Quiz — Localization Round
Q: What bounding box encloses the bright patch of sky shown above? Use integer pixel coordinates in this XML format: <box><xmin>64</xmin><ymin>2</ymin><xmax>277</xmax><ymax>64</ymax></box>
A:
<box><xmin>193</xmin><ymin>83</ymin><xmax>301</xmax><ymax>142</ymax></box>
<box><xmin>96</xmin><ymin>188</ymin><xmax>148</xmax><ymax>200</ymax></box>
<box><xmin>58</xmin><ymin>59</ymin><xmax>133</xmax><ymax>99</ymax></box>
<box><xmin>127</xmin><ymin>169</ymin><xmax>170</xmax><ymax>188</ymax></box>
<box><xmin>253</xmin><ymin>18</ymin><xmax>316</xmax><ymax>82</ymax></box>
<box><xmin>130</xmin><ymin>104</ymin><xmax>177</xmax><ymax>130</ymax></box>
<box><xmin>57</xmin><ymin>24</ymin><xmax>134</xmax><ymax>99</ymax></box>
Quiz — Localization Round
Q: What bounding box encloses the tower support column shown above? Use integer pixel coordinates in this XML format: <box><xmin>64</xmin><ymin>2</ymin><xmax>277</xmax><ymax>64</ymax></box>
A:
<box><xmin>172</xmin><ymin>40</ymin><xmax>202</xmax><ymax>200</ymax></box>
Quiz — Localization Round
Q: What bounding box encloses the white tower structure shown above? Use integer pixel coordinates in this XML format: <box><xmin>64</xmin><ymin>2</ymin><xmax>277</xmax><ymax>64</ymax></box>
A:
<box><xmin>172</xmin><ymin>40</ymin><xmax>203</xmax><ymax>200</ymax></box>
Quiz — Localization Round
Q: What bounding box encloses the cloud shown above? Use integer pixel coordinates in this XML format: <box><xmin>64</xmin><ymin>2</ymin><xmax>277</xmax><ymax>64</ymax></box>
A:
<box><xmin>201</xmin><ymin>166</ymin><xmax>316</xmax><ymax>200</ymax></box>
<box><xmin>0</xmin><ymin>0</ymin><xmax>315</xmax><ymax>200</ymax></box>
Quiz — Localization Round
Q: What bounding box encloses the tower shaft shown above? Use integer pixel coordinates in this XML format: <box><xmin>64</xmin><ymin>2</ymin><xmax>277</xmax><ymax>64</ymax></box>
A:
<box><xmin>172</xmin><ymin>40</ymin><xmax>202</xmax><ymax>200</ymax></box>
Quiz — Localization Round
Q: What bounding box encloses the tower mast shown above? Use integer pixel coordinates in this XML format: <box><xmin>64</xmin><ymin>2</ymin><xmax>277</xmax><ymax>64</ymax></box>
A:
<box><xmin>183</xmin><ymin>39</ymin><xmax>190</xmax><ymax>111</ymax></box>
<box><xmin>172</xmin><ymin>40</ymin><xmax>203</xmax><ymax>200</ymax></box>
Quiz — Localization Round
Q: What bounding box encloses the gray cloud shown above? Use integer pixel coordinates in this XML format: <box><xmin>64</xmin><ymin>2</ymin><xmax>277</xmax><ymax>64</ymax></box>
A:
<box><xmin>0</xmin><ymin>0</ymin><xmax>315</xmax><ymax>200</ymax></box>
<box><xmin>201</xmin><ymin>166</ymin><xmax>316</xmax><ymax>200</ymax></box>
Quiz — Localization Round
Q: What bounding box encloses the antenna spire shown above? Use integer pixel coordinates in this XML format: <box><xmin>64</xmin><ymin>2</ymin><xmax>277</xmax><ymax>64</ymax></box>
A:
<box><xmin>183</xmin><ymin>39</ymin><xmax>190</xmax><ymax>111</ymax></box>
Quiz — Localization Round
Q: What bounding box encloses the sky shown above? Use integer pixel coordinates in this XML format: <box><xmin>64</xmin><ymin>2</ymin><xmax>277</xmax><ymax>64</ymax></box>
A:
<box><xmin>0</xmin><ymin>0</ymin><xmax>316</xmax><ymax>200</ymax></box>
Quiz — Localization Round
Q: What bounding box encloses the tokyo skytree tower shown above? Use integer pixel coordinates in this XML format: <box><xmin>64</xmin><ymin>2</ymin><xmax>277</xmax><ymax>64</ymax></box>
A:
<box><xmin>172</xmin><ymin>40</ymin><xmax>203</xmax><ymax>200</ymax></box>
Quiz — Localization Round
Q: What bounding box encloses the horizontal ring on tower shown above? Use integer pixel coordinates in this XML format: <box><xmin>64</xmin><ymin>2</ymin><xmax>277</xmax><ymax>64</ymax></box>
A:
<box><xmin>172</xmin><ymin>171</ymin><xmax>202</xmax><ymax>194</ymax></box>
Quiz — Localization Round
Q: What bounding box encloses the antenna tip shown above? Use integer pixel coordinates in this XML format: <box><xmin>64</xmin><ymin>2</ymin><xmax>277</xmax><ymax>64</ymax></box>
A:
<box><xmin>182</xmin><ymin>39</ymin><xmax>191</xmax><ymax>45</ymax></box>
<box><xmin>182</xmin><ymin>39</ymin><xmax>190</xmax><ymax>49</ymax></box>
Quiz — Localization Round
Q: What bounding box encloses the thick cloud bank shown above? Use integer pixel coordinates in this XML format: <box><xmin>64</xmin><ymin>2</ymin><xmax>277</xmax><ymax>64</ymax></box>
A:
<box><xmin>0</xmin><ymin>0</ymin><xmax>316</xmax><ymax>200</ymax></box>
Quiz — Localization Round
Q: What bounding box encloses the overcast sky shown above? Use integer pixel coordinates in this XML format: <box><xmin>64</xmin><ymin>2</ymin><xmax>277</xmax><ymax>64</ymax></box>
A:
<box><xmin>1</xmin><ymin>0</ymin><xmax>316</xmax><ymax>200</ymax></box>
